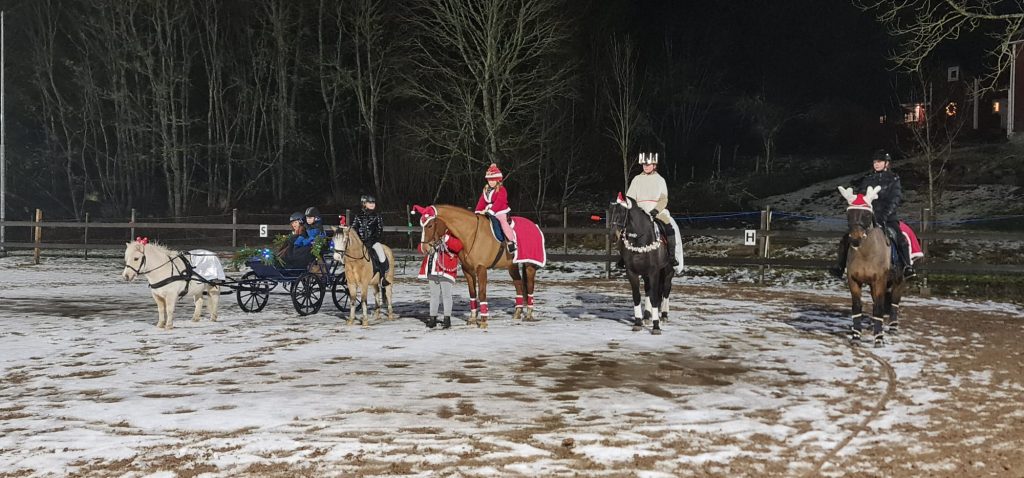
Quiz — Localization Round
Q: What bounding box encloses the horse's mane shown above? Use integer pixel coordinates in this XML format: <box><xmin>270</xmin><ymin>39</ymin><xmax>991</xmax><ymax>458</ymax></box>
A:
<box><xmin>433</xmin><ymin>204</ymin><xmax>475</xmax><ymax>217</ymax></box>
<box><xmin>140</xmin><ymin>241</ymin><xmax>177</xmax><ymax>257</ymax></box>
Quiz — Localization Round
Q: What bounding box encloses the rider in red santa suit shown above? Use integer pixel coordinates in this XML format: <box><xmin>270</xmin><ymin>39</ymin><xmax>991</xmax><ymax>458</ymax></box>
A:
<box><xmin>474</xmin><ymin>163</ymin><xmax>517</xmax><ymax>253</ymax></box>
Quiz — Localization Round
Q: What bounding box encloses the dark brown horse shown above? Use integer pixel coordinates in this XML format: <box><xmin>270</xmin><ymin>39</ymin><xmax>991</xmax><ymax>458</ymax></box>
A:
<box><xmin>839</xmin><ymin>186</ymin><xmax>907</xmax><ymax>347</ymax></box>
<box><xmin>413</xmin><ymin>204</ymin><xmax>542</xmax><ymax>328</ymax></box>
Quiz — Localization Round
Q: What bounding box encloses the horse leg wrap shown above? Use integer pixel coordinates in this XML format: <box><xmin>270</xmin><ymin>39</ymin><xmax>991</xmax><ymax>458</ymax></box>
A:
<box><xmin>470</xmin><ymin>299</ymin><xmax>478</xmax><ymax>312</ymax></box>
<box><xmin>479</xmin><ymin>302</ymin><xmax>489</xmax><ymax>317</ymax></box>
<box><xmin>634</xmin><ymin>305</ymin><xmax>643</xmax><ymax>319</ymax></box>
<box><xmin>527</xmin><ymin>294</ymin><xmax>535</xmax><ymax>307</ymax></box>
<box><xmin>515</xmin><ymin>295</ymin><xmax>524</xmax><ymax>308</ymax></box>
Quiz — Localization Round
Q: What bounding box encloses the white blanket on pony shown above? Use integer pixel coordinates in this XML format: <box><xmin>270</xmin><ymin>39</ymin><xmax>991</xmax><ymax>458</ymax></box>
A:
<box><xmin>188</xmin><ymin>250</ymin><xmax>226</xmax><ymax>281</ymax></box>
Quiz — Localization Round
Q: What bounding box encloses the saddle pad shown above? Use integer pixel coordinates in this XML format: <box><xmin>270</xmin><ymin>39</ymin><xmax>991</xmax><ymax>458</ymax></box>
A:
<box><xmin>488</xmin><ymin>215</ymin><xmax>510</xmax><ymax>242</ymax></box>
<box><xmin>508</xmin><ymin>216</ymin><xmax>546</xmax><ymax>267</ymax></box>
<box><xmin>899</xmin><ymin>222</ymin><xmax>924</xmax><ymax>260</ymax></box>
<box><xmin>189</xmin><ymin>250</ymin><xmax>226</xmax><ymax>281</ymax></box>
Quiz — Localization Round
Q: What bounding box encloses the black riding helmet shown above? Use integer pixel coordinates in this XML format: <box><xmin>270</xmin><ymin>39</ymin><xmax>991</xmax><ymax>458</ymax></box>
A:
<box><xmin>304</xmin><ymin>206</ymin><xmax>321</xmax><ymax>218</ymax></box>
<box><xmin>360</xmin><ymin>194</ymin><xmax>376</xmax><ymax>204</ymax></box>
<box><xmin>288</xmin><ymin>211</ymin><xmax>304</xmax><ymax>223</ymax></box>
<box><xmin>871</xmin><ymin>149</ymin><xmax>892</xmax><ymax>163</ymax></box>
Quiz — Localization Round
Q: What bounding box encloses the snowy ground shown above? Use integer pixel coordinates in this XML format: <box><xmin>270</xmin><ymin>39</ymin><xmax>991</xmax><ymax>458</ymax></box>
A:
<box><xmin>2</xmin><ymin>256</ymin><xmax>1024</xmax><ymax>476</ymax></box>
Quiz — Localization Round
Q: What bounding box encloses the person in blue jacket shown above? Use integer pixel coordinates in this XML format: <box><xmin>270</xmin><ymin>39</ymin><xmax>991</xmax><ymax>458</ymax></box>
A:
<box><xmin>294</xmin><ymin>206</ymin><xmax>327</xmax><ymax>252</ymax></box>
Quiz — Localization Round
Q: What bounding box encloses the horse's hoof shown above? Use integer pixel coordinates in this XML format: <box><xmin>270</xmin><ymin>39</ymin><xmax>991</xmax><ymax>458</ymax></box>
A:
<box><xmin>651</xmin><ymin>328</ymin><xmax>662</xmax><ymax>335</ymax></box>
<box><xmin>660</xmin><ymin>312</ymin><xmax>668</xmax><ymax>321</ymax></box>
<box><xmin>887</xmin><ymin>323</ymin><xmax>899</xmax><ymax>333</ymax></box>
<box><xmin>873</xmin><ymin>336</ymin><xmax>885</xmax><ymax>348</ymax></box>
<box><xmin>513</xmin><ymin>309</ymin><xmax>522</xmax><ymax>321</ymax></box>
<box><xmin>631</xmin><ymin>325</ymin><xmax>643</xmax><ymax>332</ymax></box>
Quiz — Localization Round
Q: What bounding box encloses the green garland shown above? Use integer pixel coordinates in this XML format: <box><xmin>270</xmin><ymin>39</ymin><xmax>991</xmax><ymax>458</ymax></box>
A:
<box><xmin>311</xmin><ymin>235</ymin><xmax>329</xmax><ymax>258</ymax></box>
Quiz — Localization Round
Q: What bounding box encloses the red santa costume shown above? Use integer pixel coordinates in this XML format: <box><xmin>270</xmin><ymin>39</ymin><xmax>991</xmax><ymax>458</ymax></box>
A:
<box><xmin>474</xmin><ymin>163</ymin><xmax>517</xmax><ymax>249</ymax></box>
<box><xmin>418</xmin><ymin>233</ymin><xmax>463</xmax><ymax>283</ymax></box>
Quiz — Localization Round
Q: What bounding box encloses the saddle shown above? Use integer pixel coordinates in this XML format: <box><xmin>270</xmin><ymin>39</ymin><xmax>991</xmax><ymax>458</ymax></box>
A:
<box><xmin>487</xmin><ymin>215</ymin><xmax>514</xmax><ymax>243</ymax></box>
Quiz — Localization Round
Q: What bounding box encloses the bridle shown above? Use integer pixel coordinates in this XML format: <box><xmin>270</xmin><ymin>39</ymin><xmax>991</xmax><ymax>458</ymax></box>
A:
<box><xmin>611</xmin><ymin>201</ymin><xmax>661</xmax><ymax>253</ymax></box>
<box><xmin>336</xmin><ymin>227</ymin><xmax>369</xmax><ymax>262</ymax></box>
<box><xmin>124</xmin><ymin>248</ymin><xmax>180</xmax><ymax>277</ymax></box>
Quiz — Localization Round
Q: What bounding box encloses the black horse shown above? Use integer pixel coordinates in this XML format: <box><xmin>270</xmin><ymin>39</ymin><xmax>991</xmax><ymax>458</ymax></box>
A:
<box><xmin>608</xmin><ymin>194</ymin><xmax>675</xmax><ymax>335</ymax></box>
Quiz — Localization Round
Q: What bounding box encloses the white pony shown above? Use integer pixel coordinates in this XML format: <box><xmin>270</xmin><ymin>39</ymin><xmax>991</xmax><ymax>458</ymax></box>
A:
<box><xmin>122</xmin><ymin>239</ymin><xmax>224</xmax><ymax>329</ymax></box>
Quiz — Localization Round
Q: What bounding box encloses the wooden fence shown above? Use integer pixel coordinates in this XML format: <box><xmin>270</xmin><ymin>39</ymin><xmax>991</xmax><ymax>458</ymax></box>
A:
<box><xmin>2</xmin><ymin>207</ymin><xmax>1023</xmax><ymax>278</ymax></box>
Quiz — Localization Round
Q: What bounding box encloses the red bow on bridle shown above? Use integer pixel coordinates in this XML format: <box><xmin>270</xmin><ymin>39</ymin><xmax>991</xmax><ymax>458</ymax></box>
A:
<box><xmin>135</xmin><ymin>236</ymin><xmax>149</xmax><ymax>245</ymax></box>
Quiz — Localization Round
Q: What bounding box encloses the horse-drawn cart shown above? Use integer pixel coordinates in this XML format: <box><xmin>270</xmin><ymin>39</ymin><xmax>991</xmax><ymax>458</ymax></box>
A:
<box><xmin>234</xmin><ymin>255</ymin><xmax>353</xmax><ymax>316</ymax></box>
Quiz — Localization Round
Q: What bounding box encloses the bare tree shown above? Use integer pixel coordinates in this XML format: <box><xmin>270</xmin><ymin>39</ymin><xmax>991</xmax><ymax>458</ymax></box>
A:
<box><xmin>735</xmin><ymin>93</ymin><xmax>799</xmax><ymax>174</ymax></box>
<box><xmin>408</xmin><ymin>0</ymin><xmax>574</xmax><ymax>182</ymax></box>
<box><xmin>603</xmin><ymin>34</ymin><xmax>643</xmax><ymax>192</ymax></box>
<box><xmin>652</xmin><ymin>35</ymin><xmax>721</xmax><ymax>182</ymax></box>
<box><xmin>341</xmin><ymin>0</ymin><xmax>401</xmax><ymax>197</ymax></box>
<box><xmin>901</xmin><ymin>74</ymin><xmax>970</xmax><ymax>213</ymax></box>
<box><xmin>856</xmin><ymin>0</ymin><xmax>1024</xmax><ymax>84</ymax></box>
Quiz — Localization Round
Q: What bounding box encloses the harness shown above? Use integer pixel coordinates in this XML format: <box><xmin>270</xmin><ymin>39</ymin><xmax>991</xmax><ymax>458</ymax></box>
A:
<box><xmin>126</xmin><ymin>249</ymin><xmax>212</xmax><ymax>298</ymax></box>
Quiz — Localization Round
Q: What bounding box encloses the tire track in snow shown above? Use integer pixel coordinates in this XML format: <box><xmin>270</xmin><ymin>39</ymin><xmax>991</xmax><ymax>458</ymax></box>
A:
<box><xmin>805</xmin><ymin>342</ymin><xmax>897</xmax><ymax>476</ymax></box>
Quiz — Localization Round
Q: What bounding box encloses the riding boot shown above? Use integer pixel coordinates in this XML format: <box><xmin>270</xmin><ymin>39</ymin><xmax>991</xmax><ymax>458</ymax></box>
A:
<box><xmin>442</xmin><ymin>316</ymin><xmax>451</xmax><ymax>329</ymax></box>
<box><xmin>507</xmin><ymin>241</ymin><xmax>517</xmax><ymax>254</ymax></box>
<box><xmin>666</xmin><ymin>232</ymin><xmax>680</xmax><ymax>268</ymax></box>
<box><xmin>896</xmin><ymin>233</ymin><xmax>916</xmax><ymax>279</ymax></box>
<box><xmin>380</xmin><ymin>256</ymin><xmax>391</xmax><ymax>287</ymax></box>
<box><xmin>829</xmin><ymin>236</ymin><xmax>849</xmax><ymax>278</ymax></box>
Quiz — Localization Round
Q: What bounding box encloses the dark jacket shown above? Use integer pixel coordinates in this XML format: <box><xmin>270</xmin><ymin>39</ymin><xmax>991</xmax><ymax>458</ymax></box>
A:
<box><xmin>858</xmin><ymin>170</ymin><xmax>902</xmax><ymax>224</ymax></box>
<box><xmin>350</xmin><ymin>209</ymin><xmax>383</xmax><ymax>246</ymax></box>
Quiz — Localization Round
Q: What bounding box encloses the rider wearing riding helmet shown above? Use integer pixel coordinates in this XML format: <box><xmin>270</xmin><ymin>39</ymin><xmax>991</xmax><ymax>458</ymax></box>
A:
<box><xmin>626</xmin><ymin>152</ymin><xmax>684</xmax><ymax>274</ymax></box>
<box><xmin>280</xmin><ymin>211</ymin><xmax>314</xmax><ymax>268</ymax></box>
<box><xmin>474</xmin><ymin>163</ymin><xmax>517</xmax><ymax>253</ymax></box>
<box><xmin>830</xmin><ymin>149</ymin><xmax>916</xmax><ymax>279</ymax></box>
<box><xmin>350</xmin><ymin>194</ymin><xmax>390</xmax><ymax>286</ymax></box>
<box><xmin>295</xmin><ymin>206</ymin><xmax>326</xmax><ymax>248</ymax></box>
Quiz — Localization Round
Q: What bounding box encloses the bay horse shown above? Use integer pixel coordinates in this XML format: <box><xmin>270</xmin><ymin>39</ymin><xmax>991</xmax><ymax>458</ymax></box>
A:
<box><xmin>838</xmin><ymin>186</ymin><xmax>907</xmax><ymax>347</ymax></box>
<box><xmin>412</xmin><ymin>204</ymin><xmax>544</xmax><ymax>328</ymax></box>
<box><xmin>332</xmin><ymin>225</ymin><xmax>395</xmax><ymax>326</ymax></box>
<box><xmin>608</xmin><ymin>194</ymin><xmax>674</xmax><ymax>335</ymax></box>
<box><xmin>121</xmin><ymin>240</ymin><xmax>222</xmax><ymax>329</ymax></box>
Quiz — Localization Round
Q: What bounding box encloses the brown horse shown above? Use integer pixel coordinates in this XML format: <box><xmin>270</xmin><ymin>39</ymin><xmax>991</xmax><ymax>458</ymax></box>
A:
<box><xmin>839</xmin><ymin>186</ymin><xmax>906</xmax><ymax>347</ymax></box>
<box><xmin>332</xmin><ymin>225</ymin><xmax>395</xmax><ymax>326</ymax></box>
<box><xmin>414</xmin><ymin>204</ymin><xmax>542</xmax><ymax>328</ymax></box>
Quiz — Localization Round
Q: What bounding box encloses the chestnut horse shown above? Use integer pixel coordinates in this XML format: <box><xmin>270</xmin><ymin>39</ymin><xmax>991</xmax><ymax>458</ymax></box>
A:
<box><xmin>839</xmin><ymin>186</ymin><xmax>907</xmax><ymax>347</ymax></box>
<box><xmin>414</xmin><ymin>205</ymin><xmax>541</xmax><ymax>328</ymax></box>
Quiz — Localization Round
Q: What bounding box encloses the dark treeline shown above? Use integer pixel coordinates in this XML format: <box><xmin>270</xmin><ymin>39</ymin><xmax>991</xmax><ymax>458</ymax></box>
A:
<box><xmin>0</xmin><ymin>0</ymin><xmax>893</xmax><ymax>219</ymax></box>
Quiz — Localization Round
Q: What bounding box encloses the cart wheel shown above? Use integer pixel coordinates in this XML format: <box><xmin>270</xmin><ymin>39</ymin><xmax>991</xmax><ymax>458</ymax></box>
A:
<box><xmin>236</xmin><ymin>272</ymin><xmax>271</xmax><ymax>313</ymax></box>
<box><xmin>331</xmin><ymin>271</ymin><xmax>363</xmax><ymax>313</ymax></box>
<box><xmin>292</xmin><ymin>272</ymin><xmax>325</xmax><ymax>316</ymax></box>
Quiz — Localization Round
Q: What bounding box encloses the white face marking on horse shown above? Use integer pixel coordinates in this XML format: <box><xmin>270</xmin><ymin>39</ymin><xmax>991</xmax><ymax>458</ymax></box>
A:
<box><xmin>122</xmin><ymin>242</ymin><xmax>144</xmax><ymax>281</ymax></box>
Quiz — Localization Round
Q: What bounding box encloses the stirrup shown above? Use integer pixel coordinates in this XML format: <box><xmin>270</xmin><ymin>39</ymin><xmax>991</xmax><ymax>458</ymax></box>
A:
<box><xmin>902</xmin><ymin>266</ymin><xmax>916</xmax><ymax>279</ymax></box>
<box><xmin>507</xmin><ymin>242</ymin><xmax>517</xmax><ymax>254</ymax></box>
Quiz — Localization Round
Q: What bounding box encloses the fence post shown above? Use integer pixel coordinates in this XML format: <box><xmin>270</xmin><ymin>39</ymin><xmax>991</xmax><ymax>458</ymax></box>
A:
<box><xmin>130</xmin><ymin>208</ymin><xmax>136</xmax><ymax>241</ymax></box>
<box><xmin>33</xmin><ymin>208</ymin><xmax>42</xmax><ymax>265</ymax></box>
<box><xmin>406</xmin><ymin>203</ymin><xmax>413</xmax><ymax>250</ymax></box>
<box><xmin>231</xmin><ymin>208</ymin><xmax>238</xmax><ymax>248</ymax></box>
<box><xmin>84</xmin><ymin>212</ymin><xmax>90</xmax><ymax>260</ymax></box>
<box><xmin>920</xmin><ymin>208</ymin><xmax>931</xmax><ymax>296</ymax></box>
<box><xmin>563</xmin><ymin>207</ymin><xmax>568</xmax><ymax>255</ymax></box>
<box><xmin>605</xmin><ymin>207</ymin><xmax>612</xmax><ymax>279</ymax></box>
<box><xmin>757</xmin><ymin>205</ymin><xmax>770</xmax><ymax>284</ymax></box>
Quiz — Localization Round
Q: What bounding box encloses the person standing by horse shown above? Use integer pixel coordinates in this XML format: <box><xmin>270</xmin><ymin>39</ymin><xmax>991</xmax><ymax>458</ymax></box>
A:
<box><xmin>831</xmin><ymin>149</ymin><xmax>916</xmax><ymax>280</ymax></box>
<box><xmin>418</xmin><ymin>229</ymin><xmax>463</xmax><ymax>329</ymax></box>
<box><xmin>626</xmin><ymin>152</ymin><xmax>685</xmax><ymax>274</ymax></box>
<box><xmin>350</xmin><ymin>195</ymin><xmax>391</xmax><ymax>286</ymax></box>
<box><xmin>475</xmin><ymin>163</ymin><xmax>517</xmax><ymax>254</ymax></box>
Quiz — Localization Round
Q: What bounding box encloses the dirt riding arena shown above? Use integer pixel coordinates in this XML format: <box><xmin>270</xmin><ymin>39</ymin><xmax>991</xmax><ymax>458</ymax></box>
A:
<box><xmin>1</xmin><ymin>257</ymin><xmax>1022</xmax><ymax>477</ymax></box>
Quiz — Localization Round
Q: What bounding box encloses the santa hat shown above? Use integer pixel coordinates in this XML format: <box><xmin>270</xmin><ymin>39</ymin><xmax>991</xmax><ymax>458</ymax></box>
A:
<box><xmin>484</xmin><ymin>163</ymin><xmax>503</xmax><ymax>180</ymax></box>
<box><xmin>838</xmin><ymin>185</ymin><xmax>880</xmax><ymax>211</ymax></box>
<box><xmin>410</xmin><ymin>204</ymin><xmax>437</xmax><ymax>226</ymax></box>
